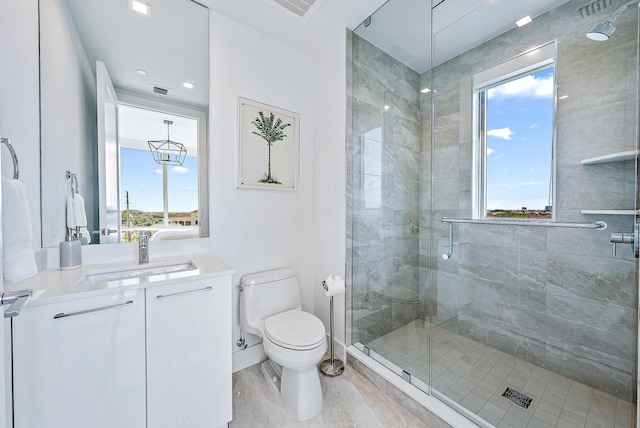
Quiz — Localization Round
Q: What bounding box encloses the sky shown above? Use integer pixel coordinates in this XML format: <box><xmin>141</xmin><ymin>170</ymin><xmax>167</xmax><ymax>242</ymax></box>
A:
<box><xmin>120</xmin><ymin>148</ymin><xmax>199</xmax><ymax>213</ymax></box>
<box><xmin>485</xmin><ymin>67</ymin><xmax>554</xmax><ymax>211</ymax></box>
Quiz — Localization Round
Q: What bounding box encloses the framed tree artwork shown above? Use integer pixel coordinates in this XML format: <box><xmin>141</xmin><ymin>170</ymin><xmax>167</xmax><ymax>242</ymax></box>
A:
<box><xmin>237</xmin><ymin>98</ymin><xmax>299</xmax><ymax>190</ymax></box>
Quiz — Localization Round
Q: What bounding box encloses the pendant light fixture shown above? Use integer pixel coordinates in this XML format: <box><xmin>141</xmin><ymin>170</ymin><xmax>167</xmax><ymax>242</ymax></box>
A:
<box><xmin>148</xmin><ymin>120</ymin><xmax>187</xmax><ymax>166</ymax></box>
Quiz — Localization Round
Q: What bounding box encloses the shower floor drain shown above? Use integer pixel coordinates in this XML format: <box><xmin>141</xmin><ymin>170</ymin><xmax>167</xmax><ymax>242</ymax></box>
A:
<box><xmin>502</xmin><ymin>387</ymin><xmax>532</xmax><ymax>409</ymax></box>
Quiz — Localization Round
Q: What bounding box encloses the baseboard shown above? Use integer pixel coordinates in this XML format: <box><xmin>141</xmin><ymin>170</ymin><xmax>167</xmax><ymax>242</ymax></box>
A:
<box><xmin>326</xmin><ymin>333</ymin><xmax>346</xmax><ymax>362</ymax></box>
<box><xmin>232</xmin><ymin>343</ymin><xmax>267</xmax><ymax>373</ymax></box>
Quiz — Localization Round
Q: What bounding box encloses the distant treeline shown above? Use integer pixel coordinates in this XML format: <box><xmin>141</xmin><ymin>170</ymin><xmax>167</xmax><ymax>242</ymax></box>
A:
<box><xmin>121</xmin><ymin>210</ymin><xmax>186</xmax><ymax>226</ymax></box>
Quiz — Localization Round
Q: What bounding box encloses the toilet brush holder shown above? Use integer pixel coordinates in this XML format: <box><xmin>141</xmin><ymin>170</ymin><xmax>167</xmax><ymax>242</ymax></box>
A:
<box><xmin>320</xmin><ymin>284</ymin><xmax>344</xmax><ymax>377</ymax></box>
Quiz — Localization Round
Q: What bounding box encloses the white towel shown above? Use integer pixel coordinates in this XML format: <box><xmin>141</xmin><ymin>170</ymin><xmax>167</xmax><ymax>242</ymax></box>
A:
<box><xmin>66</xmin><ymin>193</ymin><xmax>88</xmax><ymax>229</ymax></box>
<box><xmin>2</xmin><ymin>178</ymin><xmax>38</xmax><ymax>282</ymax></box>
<box><xmin>66</xmin><ymin>193</ymin><xmax>90</xmax><ymax>244</ymax></box>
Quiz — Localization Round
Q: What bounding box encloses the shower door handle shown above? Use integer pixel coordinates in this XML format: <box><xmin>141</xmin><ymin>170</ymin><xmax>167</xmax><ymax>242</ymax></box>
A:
<box><xmin>442</xmin><ymin>221</ymin><xmax>453</xmax><ymax>260</ymax></box>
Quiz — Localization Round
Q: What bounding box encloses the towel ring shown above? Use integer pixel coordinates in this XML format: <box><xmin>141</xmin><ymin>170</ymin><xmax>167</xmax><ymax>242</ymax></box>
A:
<box><xmin>1</xmin><ymin>138</ymin><xmax>19</xmax><ymax>179</ymax></box>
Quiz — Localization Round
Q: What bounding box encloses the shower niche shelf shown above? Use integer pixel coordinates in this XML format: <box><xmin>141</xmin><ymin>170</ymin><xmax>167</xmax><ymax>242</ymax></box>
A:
<box><xmin>580</xmin><ymin>151</ymin><xmax>638</xmax><ymax>215</ymax></box>
<box><xmin>581</xmin><ymin>150</ymin><xmax>638</xmax><ymax>165</ymax></box>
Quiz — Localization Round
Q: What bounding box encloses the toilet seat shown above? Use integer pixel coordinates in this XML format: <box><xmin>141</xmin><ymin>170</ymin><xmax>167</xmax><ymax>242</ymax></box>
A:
<box><xmin>264</xmin><ymin>310</ymin><xmax>326</xmax><ymax>351</ymax></box>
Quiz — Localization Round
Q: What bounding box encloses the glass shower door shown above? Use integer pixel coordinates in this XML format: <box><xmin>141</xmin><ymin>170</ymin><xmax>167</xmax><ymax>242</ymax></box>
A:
<box><xmin>429</xmin><ymin>1</ymin><xmax>638</xmax><ymax>426</ymax></box>
<box><xmin>349</xmin><ymin>1</ymin><xmax>432</xmax><ymax>391</ymax></box>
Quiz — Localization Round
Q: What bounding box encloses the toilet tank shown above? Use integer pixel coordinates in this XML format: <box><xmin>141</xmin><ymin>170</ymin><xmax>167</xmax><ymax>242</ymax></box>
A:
<box><xmin>240</xmin><ymin>268</ymin><xmax>302</xmax><ymax>336</ymax></box>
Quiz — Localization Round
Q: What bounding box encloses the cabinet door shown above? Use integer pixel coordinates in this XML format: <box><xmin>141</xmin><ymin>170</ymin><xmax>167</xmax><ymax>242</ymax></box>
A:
<box><xmin>12</xmin><ymin>289</ymin><xmax>146</xmax><ymax>428</ymax></box>
<box><xmin>146</xmin><ymin>276</ymin><xmax>232</xmax><ymax>428</ymax></box>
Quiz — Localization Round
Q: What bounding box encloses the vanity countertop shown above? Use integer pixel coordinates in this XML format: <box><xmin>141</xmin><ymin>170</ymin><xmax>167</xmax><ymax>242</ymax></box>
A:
<box><xmin>4</xmin><ymin>252</ymin><xmax>235</xmax><ymax>306</ymax></box>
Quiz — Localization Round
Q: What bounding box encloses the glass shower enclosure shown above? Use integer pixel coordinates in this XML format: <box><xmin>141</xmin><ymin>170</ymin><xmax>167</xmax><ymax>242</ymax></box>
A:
<box><xmin>348</xmin><ymin>0</ymin><xmax>639</xmax><ymax>426</ymax></box>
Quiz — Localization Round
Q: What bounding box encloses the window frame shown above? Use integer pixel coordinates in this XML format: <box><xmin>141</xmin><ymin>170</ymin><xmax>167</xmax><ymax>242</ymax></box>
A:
<box><xmin>471</xmin><ymin>41</ymin><xmax>558</xmax><ymax>221</ymax></box>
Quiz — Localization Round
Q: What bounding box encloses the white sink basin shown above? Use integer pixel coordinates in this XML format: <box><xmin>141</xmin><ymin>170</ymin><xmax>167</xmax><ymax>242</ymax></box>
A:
<box><xmin>77</xmin><ymin>261</ymin><xmax>197</xmax><ymax>286</ymax></box>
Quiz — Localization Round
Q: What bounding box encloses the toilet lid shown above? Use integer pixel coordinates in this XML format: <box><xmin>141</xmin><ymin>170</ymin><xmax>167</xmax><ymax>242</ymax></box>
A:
<box><xmin>264</xmin><ymin>310</ymin><xmax>326</xmax><ymax>350</ymax></box>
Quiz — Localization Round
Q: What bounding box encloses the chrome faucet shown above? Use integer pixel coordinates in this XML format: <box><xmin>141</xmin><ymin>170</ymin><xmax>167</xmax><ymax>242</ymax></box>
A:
<box><xmin>139</xmin><ymin>233</ymin><xmax>149</xmax><ymax>264</ymax></box>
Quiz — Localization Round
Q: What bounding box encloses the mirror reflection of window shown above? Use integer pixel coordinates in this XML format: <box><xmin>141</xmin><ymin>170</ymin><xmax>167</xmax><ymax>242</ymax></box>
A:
<box><xmin>363</xmin><ymin>127</ymin><xmax>383</xmax><ymax>210</ymax></box>
<box><xmin>473</xmin><ymin>42</ymin><xmax>556</xmax><ymax>220</ymax></box>
<box><xmin>118</xmin><ymin>105</ymin><xmax>199</xmax><ymax>242</ymax></box>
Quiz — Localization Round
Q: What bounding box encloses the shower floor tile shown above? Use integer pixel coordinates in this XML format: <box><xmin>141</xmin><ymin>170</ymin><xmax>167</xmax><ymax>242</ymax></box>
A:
<box><xmin>367</xmin><ymin>320</ymin><xmax>634</xmax><ymax>428</ymax></box>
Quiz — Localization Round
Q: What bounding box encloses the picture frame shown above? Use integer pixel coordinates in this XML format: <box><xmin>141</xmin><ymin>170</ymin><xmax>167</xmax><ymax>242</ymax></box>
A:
<box><xmin>237</xmin><ymin>97</ymin><xmax>299</xmax><ymax>190</ymax></box>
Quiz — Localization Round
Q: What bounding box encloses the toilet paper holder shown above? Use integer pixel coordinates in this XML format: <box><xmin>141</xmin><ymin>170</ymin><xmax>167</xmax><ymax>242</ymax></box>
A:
<box><xmin>320</xmin><ymin>277</ymin><xmax>345</xmax><ymax>377</ymax></box>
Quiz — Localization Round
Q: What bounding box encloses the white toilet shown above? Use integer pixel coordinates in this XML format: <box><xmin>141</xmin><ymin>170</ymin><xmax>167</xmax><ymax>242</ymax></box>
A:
<box><xmin>240</xmin><ymin>268</ymin><xmax>327</xmax><ymax>421</ymax></box>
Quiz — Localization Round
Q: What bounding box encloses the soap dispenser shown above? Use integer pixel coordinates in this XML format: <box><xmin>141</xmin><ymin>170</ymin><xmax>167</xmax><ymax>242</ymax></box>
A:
<box><xmin>60</xmin><ymin>228</ymin><xmax>82</xmax><ymax>270</ymax></box>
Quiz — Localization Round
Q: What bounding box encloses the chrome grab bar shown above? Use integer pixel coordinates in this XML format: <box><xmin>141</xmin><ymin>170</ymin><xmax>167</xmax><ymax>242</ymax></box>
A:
<box><xmin>53</xmin><ymin>300</ymin><xmax>133</xmax><ymax>319</ymax></box>
<box><xmin>441</xmin><ymin>217</ymin><xmax>608</xmax><ymax>260</ymax></box>
<box><xmin>156</xmin><ymin>286</ymin><xmax>212</xmax><ymax>300</ymax></box>
<box><xmin>441</xmin><ymin>217</ymin><xmax>607</xmax><ymax>230</ymax></box>
<box><xmin>0</xmin><ymin>289</ymin><xmax>33</xmax><ymax>318</ymax></box>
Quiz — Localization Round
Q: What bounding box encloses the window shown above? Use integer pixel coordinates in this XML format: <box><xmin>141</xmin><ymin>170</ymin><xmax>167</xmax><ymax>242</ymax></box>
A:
<box><xmin>473</xmin><ymin>42</ymin><xmax>556</xmax><ymax>220</ymax></box>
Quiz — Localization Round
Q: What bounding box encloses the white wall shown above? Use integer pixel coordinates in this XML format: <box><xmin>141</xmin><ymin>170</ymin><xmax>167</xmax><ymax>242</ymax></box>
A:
<box><xmin>311</xmin><ymin>33</ymin><xmax>349</xmax><ymax>357</ymax></box>
<box><xmin>209</xmin><ymin>11</ymin><xmax>316</xmax><ymax>358</ymax></box>
<box><xmin>0</xmin><ymin>0</ymin><xmax>41</xmax><ymax>251</ymax></box>
<box><xmin>207</xmin><ymin>0</ymin><xmax>385</xmax><ymax>368</ymax></box>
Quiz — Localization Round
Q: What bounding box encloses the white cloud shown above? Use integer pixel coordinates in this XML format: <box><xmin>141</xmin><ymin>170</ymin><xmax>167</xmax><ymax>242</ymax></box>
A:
<box><xmin>170</xmin><ymin>166</ymin><xmax>190</xmax><ymax>174</ymax></box>
<box><xmin>487</xmin><ymin>147</ymin><xmax>495</xmax><ymax>155</ymax></box>
<box><xmin>154</xmin><ymin>169</ymin><xmax>163</xmax><ymax>175</ymax></box>
<box><xmin>488</xmin><ymin>74</ymin><xmax>553</xmax><ymax>100</ymax></box>
<box><xmin>530</xmin><ymin>123</ymin><xmax>539</xmax><ymax>128</ymax></box>
<box><xmin>488</xmin><ymin>127</ymin><xmax>514</xmax><ymax>140</ymax></box>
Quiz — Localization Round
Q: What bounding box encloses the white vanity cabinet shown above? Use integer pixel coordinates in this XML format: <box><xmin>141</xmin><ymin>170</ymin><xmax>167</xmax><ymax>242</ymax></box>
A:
<box><xmin>12</xmin><ymin>289</ymin><xmax>147</xmax><ymax>428</ymax></box>
<box><xmin>146</xmin><ymin>276</ymin><xmax>232</xmax><ymax>427</ymax></box>
<box><xmin>10</xmin><ymin>270</ymin><xmax>233</xmax><ymax>428</ymax></box>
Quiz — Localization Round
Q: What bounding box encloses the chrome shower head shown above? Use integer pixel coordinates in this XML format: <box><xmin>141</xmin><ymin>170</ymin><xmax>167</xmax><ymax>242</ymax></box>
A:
<box><xmin>586</xmin><ymin>20</ymin><xmax>616</xmax><ymax>41</ymax></box>
<box><xmin>586</xmin><ymin>0</ymin><xmax>637</xmax><ymax>41</ymax></box>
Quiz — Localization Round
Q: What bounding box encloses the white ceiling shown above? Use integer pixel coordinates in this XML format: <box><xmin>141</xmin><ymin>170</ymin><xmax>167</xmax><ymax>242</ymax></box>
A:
<box><xmin>118</xmin><ymin>105</ymin><xmax>199</xmax><ymax>154</ymax></box>
<box><xmin>58</xmin><ymin>0</ymin><xmax>575</xmax><ymax>110</ymax></box>
<box><xmin>260</xmin><ymin>0</ymin><xmax>328</xmax><ymax>23</ymax></box>
<box><xmin>354</xmin><ymin>0</ymin><xmax>570</xmax><ymax>73</ymax></box>
<box><xmin>201</xmin><ymin>0</ymin><xmax>388</xmax><ymax>54</ymax></box>
<box><xmin>61</xmin><ymin>0</ymin><xmax>209</xmax><ymax>109</ymax></box>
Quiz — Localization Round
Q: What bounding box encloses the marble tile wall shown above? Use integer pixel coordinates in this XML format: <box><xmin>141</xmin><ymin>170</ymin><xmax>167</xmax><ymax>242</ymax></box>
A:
<box><xmin>422</xmin><ymin>0</ymin><xmax>639</xmax><ymax>401</ymax></box>
<box><xmin>349</xmin><ymin>34</ymin><xmax>423</xmax><ymax>345</ymax></box>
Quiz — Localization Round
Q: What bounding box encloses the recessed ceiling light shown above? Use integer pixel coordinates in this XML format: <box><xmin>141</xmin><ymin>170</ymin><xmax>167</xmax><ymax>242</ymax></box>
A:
<box><xmin>182</xmin><ymin>81</ymin><xmax>195</xmax><ymax>89</ymax></box>
<box><xmin>384</xmin><ymin>105</ymin><xmax>390</xmax><ymax>110</ymax></box>
<box><xmin>136</xmin><ymin>69</ymin><xmax>147</xmax><ymax>76</ymax></box>
<box><xmin>558</xmin><ymin>95</ymin><xmax>569</xmax><ymax>100</ymax></box>
<box><xmin>129</xmin><ymin>0</ymin><xmax>151</xmax><ymax>17</ymax></box>
<box><xmin>420</xmin><ymin>87</ymin><xmax>431</xmax><ymax>93</ymax></box>
<box><xmin>516</xmin><ymin>15</ymin><xmax>532</xmax><ymax>27</ymax></box>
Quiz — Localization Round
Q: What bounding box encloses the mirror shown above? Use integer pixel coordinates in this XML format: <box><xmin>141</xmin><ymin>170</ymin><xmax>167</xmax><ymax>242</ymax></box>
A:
<box><xmin>39</xmin><ymin>0</ymin><xmax>209</xmax><ymax>247</ymax></box>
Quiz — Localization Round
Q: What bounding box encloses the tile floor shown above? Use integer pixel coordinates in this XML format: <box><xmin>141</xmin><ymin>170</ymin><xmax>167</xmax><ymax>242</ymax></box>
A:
<box><xmin>230</xmin><ymin>360</ymin><xmax>429</xmax><ymax>428</ymax></box>
<box><xmin>368</xmin><ymin>320</ymin><xmax>635</xmax><ymax>428</ymax></box>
